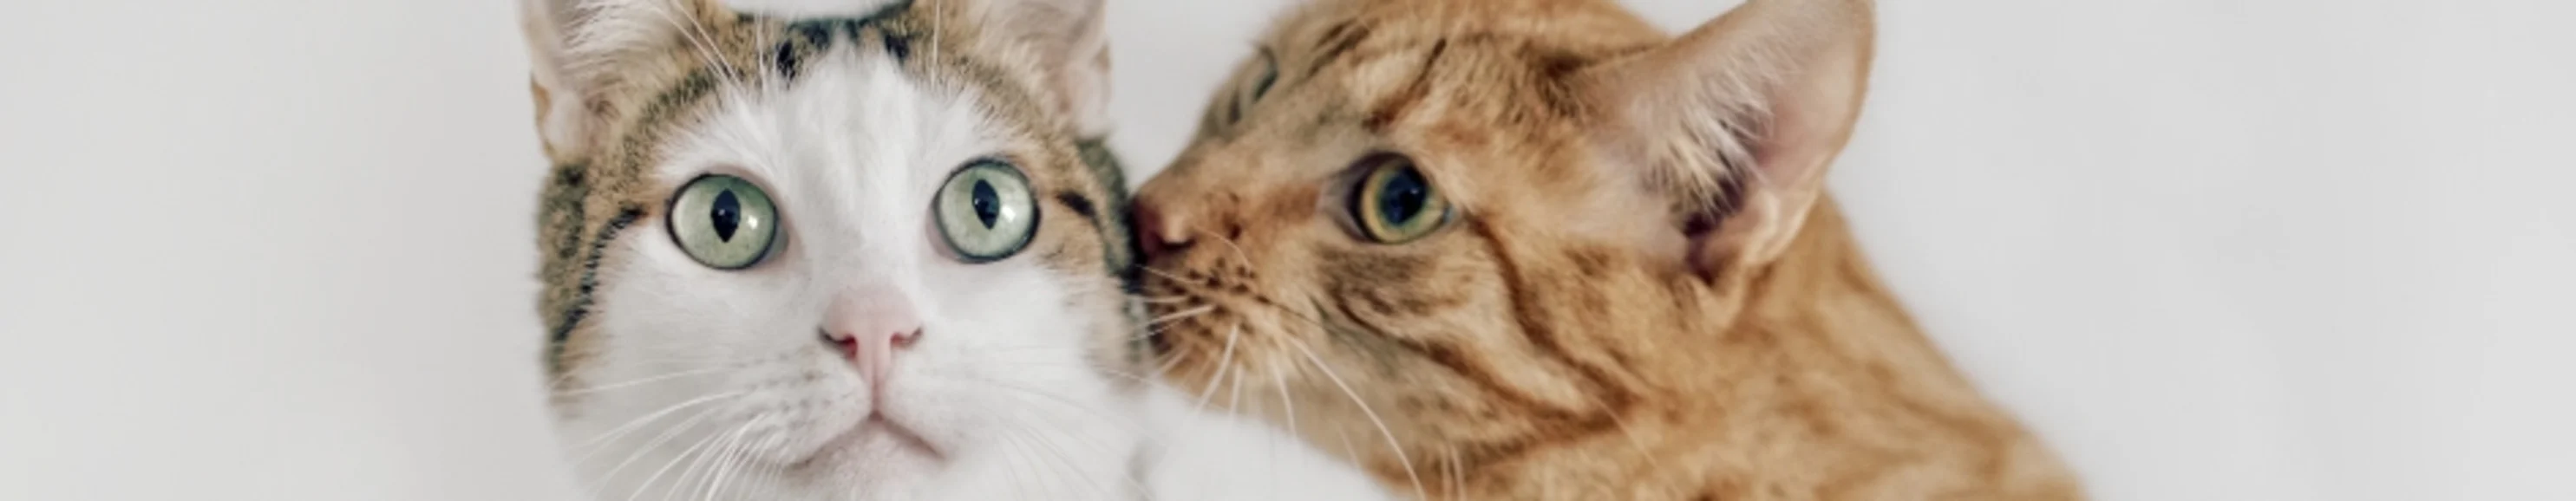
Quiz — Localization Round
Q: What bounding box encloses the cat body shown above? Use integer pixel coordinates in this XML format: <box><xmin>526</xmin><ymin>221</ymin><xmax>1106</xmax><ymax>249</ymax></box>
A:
<box><xmin>516</xmin><ymin>0</ymin><xmax>1148</xmax><ymax>499</ymax></box>
<box><xmin>1131</xmin><ymin>0</ymin><xmax>2085</xmax><ymax>499</ymax></box>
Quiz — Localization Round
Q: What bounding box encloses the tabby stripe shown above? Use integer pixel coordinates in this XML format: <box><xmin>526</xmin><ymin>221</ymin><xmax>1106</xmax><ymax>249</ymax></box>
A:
<box><xmin>547</xmin><ymin>59</ymin><xmax>724</xmax><ymax>371</ymax></box>
<box><xmin>1326</xmin><ymin>299</ymin><xmax>1571</xmax><ymax>420</ymax></box>
<box><xmin>1408</xmin><ymin>218</ymin><xmax>1640</xmax><ymax>475</ymax></box>
<box><xmin>548</xmin><ymin>206</ymin><xmax>641</xmax><ymax>371</ymax></box>
<box><xmin>773</xmin><ymin>3</ymin><xmax>917</xmax><ymax>83</ymax></box>
<box><xmin>1364</xmin><ymin>38</ymin><xmax>1448</xmax><ymax>132</ymax></box>
<box><xmin>1308</xmin><ymin>20</ymin><xmax>1371</xmax><ymax>78</ymax></box>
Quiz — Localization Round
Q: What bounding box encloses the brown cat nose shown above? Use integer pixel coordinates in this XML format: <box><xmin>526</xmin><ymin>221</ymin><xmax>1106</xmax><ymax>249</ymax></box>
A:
<box><xmin>1133</xmin><ymin>199</ymin><xmax>1194</xmax><ymax>261</ymax></box>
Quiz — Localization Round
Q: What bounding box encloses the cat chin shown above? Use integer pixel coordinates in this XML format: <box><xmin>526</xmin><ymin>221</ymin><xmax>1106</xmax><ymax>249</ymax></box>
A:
<box><xmin>801</xmin><ymin>416</ymin><xmax>945</xmax><ymax>483</ymax></box>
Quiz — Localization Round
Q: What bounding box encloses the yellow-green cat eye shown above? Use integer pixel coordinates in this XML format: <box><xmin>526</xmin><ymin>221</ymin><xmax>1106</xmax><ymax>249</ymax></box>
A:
<box><xmin>934</xmin><ymin>160</ymin><xmax>1039</xmax><ymax>262</ymax></box>
<box><xmin>668</xmin><ymin>174</ymin><xmax>780</xmax><ymax>270</ymax></box>
<box><xmin>1350</xmin><ymin>153</ymin><xmax>1450</xmax><ymax>244</ymax></box>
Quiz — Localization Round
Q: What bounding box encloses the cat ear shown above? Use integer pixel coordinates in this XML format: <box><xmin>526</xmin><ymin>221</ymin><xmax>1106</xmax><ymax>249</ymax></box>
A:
<box><xmin>1578</xmin><ymin>0</ymin><xmax>1874</xmax><ymax>275</ymax></box>
<box><xmin>520</xmin><ymin>0</ymin><xmax>595</xmax><ymax>164</ymax></box>
<box><xmin>520</xmin><ymin>0</ymin><xmax>710</xmax><ymax>163</ymax></box>
<box><xmin>969</xmin><ymin>0</ymin><xmax>1112</xmax><ymax>138</ymax></box>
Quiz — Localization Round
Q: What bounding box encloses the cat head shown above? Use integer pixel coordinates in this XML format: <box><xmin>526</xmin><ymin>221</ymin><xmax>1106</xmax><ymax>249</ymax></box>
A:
<box><xmin>519</xmin><ymin>0</ymin><xmax>1142</xmax><ymax>498</ymax></box>
<box><xmin>1133</xmin><ymin>0</ymin><xmax>1873</xmax><ymax>487</ymax></box>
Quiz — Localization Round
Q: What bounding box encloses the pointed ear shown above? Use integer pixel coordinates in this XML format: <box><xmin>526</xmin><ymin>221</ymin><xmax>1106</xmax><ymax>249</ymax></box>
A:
<box><xmin>1579</xmin><ymin>0</ymin><xmax>1873</xmax><ymax>275</ymax></box>
<box><xmin>971</xmin><ymin>0</ymin><xmax>1112</xmax><ymax>138</ymax></box>
<box><xmin>520</xmin><ymin>0</ymin><xmax>596</xmax><ymax>164</ymax></box>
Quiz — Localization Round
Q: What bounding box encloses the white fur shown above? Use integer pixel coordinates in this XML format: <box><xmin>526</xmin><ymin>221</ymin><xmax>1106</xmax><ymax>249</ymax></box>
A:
<box><xmin>554</xmin><ymin>46</ymin><xmax>1140</xmax><ymax>501</ymax></box>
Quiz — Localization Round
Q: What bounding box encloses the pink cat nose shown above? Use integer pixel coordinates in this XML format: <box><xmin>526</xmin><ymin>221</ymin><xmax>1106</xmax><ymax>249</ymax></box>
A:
<box><xmin>821</xmin><ymin>290</ymin><xmax>922</xmax><ymax>388</ymax></box>
<box><xmin>1132</xmin><ymin>198</ymin><xmax>1192</xmax><ymax>261</ymax></box>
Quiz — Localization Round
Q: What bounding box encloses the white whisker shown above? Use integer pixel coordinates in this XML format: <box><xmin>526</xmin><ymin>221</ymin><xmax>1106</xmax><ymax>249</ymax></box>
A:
<box><xmin>1285</xmin><ymin>335</ymin><xmax>1427</xmax><ymax>501</ymax></box>
<box><xmin>552</xmin><ymin>367</ymin><xmax>733</xmax><ymax>396</ymax></box>
<box><xmin>1148</xmin><ymin>304</ymin><xmax>1216</xmax><ymax>327</ymax></box>
<box><xmin>624</xmin><ymin>418</ymin><xmax>732</xmax><ymax>501</ymax></box>
<box><xmin>573</xmin><ymin>391</ymin><xmax>744</xmax><ymax>451</ymax></box>
<box><xmin>594</xmin><ymin>398</ymin><xmax>730</xmax><ymax>485</ymax></box>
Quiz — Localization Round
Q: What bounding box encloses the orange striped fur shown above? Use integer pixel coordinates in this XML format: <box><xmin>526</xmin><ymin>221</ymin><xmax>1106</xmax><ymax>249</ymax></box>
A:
<box><xmin>1133</xmin><ymin>0</ymin><xmax>2084</xmax><ymax>498</ymax></box>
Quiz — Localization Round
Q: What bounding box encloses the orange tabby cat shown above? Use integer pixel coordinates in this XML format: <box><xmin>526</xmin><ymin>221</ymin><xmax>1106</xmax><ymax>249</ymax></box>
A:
<box><xmin>1128</xmin><ymin>0</ymin><xmax>2085</xmax><ymax>498</ymax></box>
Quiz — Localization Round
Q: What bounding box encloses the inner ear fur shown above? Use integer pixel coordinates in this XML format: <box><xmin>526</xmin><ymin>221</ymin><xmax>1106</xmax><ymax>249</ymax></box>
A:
<box><xmin>957</xmin><ymin>0</ymin><xmax>1112</xmax><ymax>139</ymax></box>
<box><xmin>1576</xmin><ymin>0</ymin><xmax>1874</xmax><ymax>277</ymax></box>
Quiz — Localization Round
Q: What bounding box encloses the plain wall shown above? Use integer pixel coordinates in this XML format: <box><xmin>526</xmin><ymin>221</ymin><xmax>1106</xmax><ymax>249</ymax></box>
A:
<box><xmin>2</xmin><ymin>1</ymin><xmax>2570</xmax><ymax>500</ymax></box>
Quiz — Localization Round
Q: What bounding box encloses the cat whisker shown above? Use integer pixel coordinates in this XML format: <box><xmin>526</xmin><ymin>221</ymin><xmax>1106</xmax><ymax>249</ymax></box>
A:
<box><xmin>1447</xmin><ymin>443</ymin><xmax>1465</xmax><ymax>501</ymax></box>
<box><xmin>1137</xmin><ymin>265</ymin><xmax>1200</xmax><ymax>285</ymax></box>
<box><xmin>590</xmin><ymin>394</ymin><xmax>736</xmax><ymax>485</ymax></box>
<box><xmin>1580</xmin><ymin>388</ymin><xmax>1666</xmax><ymax>488</ymax></box>
<box><xmin>1138</xmin><ymin>295</ymin><xmax>1198</xmax><ymax>304</ymax></box>
<box><xmin>696</xmin><ymin>416</ymin><xmax>763</xmax><ymax>501</ymax></box>
<box><xmin>1283</xmin><ymin>334</ymin><xmax>1428</xmax><ymax>501</ymax></box>
<box><xmin>551</xmin><ymin>367</ymin><xmax>736</xmax><ymax>396</ymax></box>
<box><xmin>1271</xmin><ymin>361</ymin><xmax>1299</xmax><ymax>448</ymax></box>
<box><xmin>994</xmin><ymin>410</ymin><xmax>1131</xmax><ymax>500</ymax></box>
<box><xmin>1228</xmin><ymin>364</ymin><xmax>1247</xmax><ymax>414</ymax></box>
<box><xmin>1154</xmin><ymin>350</ymin><xmax>1193</xmax><ymax>378</ymax></box>
<box><xmin>625</xmin><ymin>416</ymin><xmax>737</xmax><ymax>501</ymax></box>
<box><xmin>670</xmin><ymin>423</ymin><xmax>734</xmax><ymax>501</ymax></box>
<box><xmin>1207</xmin><ymin>231</ymin><xmax>1259</xmax><ymax>277</ymax></box>
<box><xmin>982</xmin><ymin>415</ymin><xmax>1043</xmax><ymax>501</ymax></box>
<box><xmin>572</xmin><ymin>390</ymin><xmax>745</xmax><ymax>451</ymax></box>
<box><xmin>1189</xmin><ymin>323</ymin><xmax>1242</xmax><ymax>416</ymax></box>
<box><xmin>1148</xmin><ymin>304</ymin><xmax>1216</xmax><ymax>327</ymax></box>
<box><xmin>642</xmin><ymin>0</ymin><xmax>734</xmax><ymax>91</ymax></box>
<box><xmin>964</xmin><ymin>376</ymin><xmax>1156</xmax><ymax>439</ymax></box>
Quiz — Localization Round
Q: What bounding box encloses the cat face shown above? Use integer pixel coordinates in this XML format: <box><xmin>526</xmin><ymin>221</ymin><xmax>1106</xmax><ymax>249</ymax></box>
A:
<box><xmin>520</xmin><ymin>1</ymin><xmax>1141</xmax><ymax>499</ymax></box>
<box><xmin>1132</xmin><ymin>0</ymin><xmax>1874</xmax><ymax>491</ymax></box>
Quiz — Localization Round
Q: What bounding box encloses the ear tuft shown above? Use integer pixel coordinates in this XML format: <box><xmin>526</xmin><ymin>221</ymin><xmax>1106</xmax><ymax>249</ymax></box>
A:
<box><xmin>1579</xmin><ymin>0</ymin><xmax>1874</xmax><ymax>271</ymax></box>
<box><xmin>521</xmin><ymin>0</ymin><xmax>593</xmax><ymax>164</ymax></box>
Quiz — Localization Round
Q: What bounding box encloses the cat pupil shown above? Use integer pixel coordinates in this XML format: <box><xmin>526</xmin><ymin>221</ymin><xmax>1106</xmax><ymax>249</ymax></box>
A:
<box><xmin>711</xmin><ymin>190</ymin><xmax>741</xmax><ymax>242</ymax></box>
<box><xmin>971</xmin><ymin>180</ymin><xmax>1000</xmax><ymax>228</ymax></box>
<box><xmin>1379</xmin><ymin>170</ymin><xmax>1428</xmax><ymax>224</ymax></box>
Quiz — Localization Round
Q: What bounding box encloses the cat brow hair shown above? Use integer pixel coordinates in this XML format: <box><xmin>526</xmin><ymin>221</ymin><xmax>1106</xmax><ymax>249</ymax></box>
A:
<box><xmin>1363</xmin><ymin>38</ymin><xmax>1448</xmax><ymax>132</ymax></box>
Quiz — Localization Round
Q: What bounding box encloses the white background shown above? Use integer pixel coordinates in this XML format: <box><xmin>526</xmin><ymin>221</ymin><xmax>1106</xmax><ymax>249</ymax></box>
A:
<box><xmin>3</xmin><ymin>1</ymin><xmax>2571</xmax><ymax>500</ymax></box>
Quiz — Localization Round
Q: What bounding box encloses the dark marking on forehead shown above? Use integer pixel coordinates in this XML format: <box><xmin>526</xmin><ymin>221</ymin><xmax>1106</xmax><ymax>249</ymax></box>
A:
<box><xmin>634</xmin><ymin>68</ymin><xmax>720</xmax><ymax>145</ymax></box>
<box><xmin>769</xmin><ymin>2</ymin><xmax>919</xmax><ymax>83</ymax></box>
<box><xmin>1364</xmin><ymin>38</ymin><xmax>1449</xmax><ymax>133</ymax></box>
<box><xmin>879</xmin><ymin>29</ymin><xmax>912</xmax><ymax>61</ymax></box>
<box><xmin>1527</xmin><ymin>46</ymin><xmax>1592</xmax><ymax>118</ymax></box>
<box><xmin>1309</xmin><ymin>20</ymin><xmax>1374</xmax><ymax>78</ymax></box>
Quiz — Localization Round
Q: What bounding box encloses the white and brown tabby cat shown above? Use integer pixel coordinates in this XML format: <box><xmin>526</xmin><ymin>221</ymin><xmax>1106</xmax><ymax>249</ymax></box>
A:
<box><xmin>516</xmin><ymin>0</ymin><xmax>1154</xmax><ymax>498</ymax></box>
<box><xmin>1132</xmin><ymin>0</ymin><xmax>2086</xmax><ymax>499</ymax></box>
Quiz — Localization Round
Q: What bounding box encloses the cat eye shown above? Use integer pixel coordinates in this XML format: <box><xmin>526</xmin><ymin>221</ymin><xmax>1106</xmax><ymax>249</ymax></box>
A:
<box><xmin>1348</xmin><ymin>153</ymin><xmax>1451</xmax><ymax>244</ymax></box>
<box><xmin>934</xmin><ymin>159</ymin><xmax>1039</xmax><ymax>262</ymax></box>
<box><xmin>668</xmin><ymin>174</ymin><xmax>781</xmax><ymax>270</ymax></box>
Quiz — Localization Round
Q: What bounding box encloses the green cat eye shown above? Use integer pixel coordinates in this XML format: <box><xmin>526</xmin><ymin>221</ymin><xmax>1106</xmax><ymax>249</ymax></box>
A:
<box><xmin>934</xmin><ymin>159</ymin><xmax>1039</xmax><ymax>262</ymax></box>
<box><xmin>1350</xmin><ymin>153</ymin><xmax>1450</xmax><ymax>244</ymax></box>
<box><xmin>668</xmin><ymin>174</ymin><xmax>780</xmax><ymax>270</ymax></box>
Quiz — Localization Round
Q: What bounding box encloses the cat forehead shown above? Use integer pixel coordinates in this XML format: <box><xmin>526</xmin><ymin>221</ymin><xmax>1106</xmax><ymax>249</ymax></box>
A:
<box><xmin>1259</xmin><ymin>0</ymin><xmax>1664</xmax><ymax>51</ymax></box>
<box><xmin>720</xmin><ymin>0</ymin><xmax>906</xmax><ymax>18</ymax></box>
<box><xmin>662</xmin><ymin>48</ymin><xmax>997</xmax><ymax>198</ymax></box>
<box><xmin>1246</xmin><ymin>0</ymin><xmax>1664</xmax><ymax>122</ymax></box>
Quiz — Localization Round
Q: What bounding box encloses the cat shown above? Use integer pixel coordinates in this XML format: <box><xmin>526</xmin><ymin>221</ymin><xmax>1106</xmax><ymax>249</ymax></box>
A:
<box><xmin>514</xmin><ymin>0</ymin><xmax>1155</xmax><ymax>499</ymax></box>
<box><xmin>1128</xmin><ymin>0</ymin><xmax>2088</xmax><ymax>499</ymax></box>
